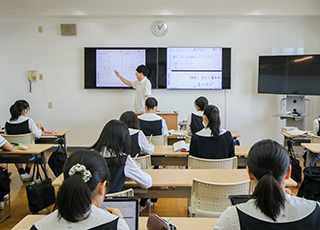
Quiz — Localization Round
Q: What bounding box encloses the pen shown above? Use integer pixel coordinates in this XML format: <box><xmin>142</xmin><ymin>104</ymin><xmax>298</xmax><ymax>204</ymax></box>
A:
<box><xmin>133</xmin><ymin>153</ymin><xmax>139</xmax><ymax>161</ymax></box>
<box><xmin>167</xmin><ymin>218</ymin><xmax>172</xmax><ymax>225</ymax></box>
<box><xmin>149</xmin><ymin>134</ymin><xmax>153</xmax><ymax>142</ymax></box>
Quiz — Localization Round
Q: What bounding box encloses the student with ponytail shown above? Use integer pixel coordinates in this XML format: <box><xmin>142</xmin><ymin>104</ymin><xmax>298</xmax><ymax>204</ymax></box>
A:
<box><xmin>187</xmin><ymin>96</ymin><xmax>209</xmax><ymax>136</ymax></box>
<box><xmin>213</xmin><ymin>139</ymin><xmax>320</xmax><ymax>230</ymax></box>
<box><xmin>31</xmin><ymin>150</ymin><xmax>129</xmax><ymax>230</ymax></box>
<box><xmin>189</xmin><ymin>105</ymin><xmax>234</xmax><ymax>159</ymax></box>
<box><xmin>5</xmin><ymin>100</ymin><xmax>42</xmax><ymax>181</ymax></box>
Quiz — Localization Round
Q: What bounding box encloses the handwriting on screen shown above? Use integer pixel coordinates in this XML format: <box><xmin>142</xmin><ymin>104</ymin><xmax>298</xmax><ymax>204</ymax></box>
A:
<box><xmin>167</xmin><ymin>48</ymin><xmax>223</xmax><ymax>89</ymax></box>
<box><xmin>96</xmin><ymin>49</ymin><xmax>146</xmax><ymax>87</ymax></box>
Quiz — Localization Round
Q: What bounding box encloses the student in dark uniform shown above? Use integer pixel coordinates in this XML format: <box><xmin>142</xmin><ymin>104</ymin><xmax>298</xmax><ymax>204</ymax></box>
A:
<box><xmin>187</xmin><ymin>96</ymin><xmax>208</xmax><ymax>136</ymax></box>
<box><xmin>189</xmin><ymin>105</ymin><xmax>234</xmax><ymax>159</ymax></box>
<box><xmin>5</xmin><ymin>100</ymin><xmax>42</xmax><ymax>181</ymax></box>
<box><xmin>138</xmin><ymin>97</ymin><xmax>168</xmax><ymax>136</ymax></box>
<box><xmin>90</xmin><ymin>120</ymin><xmax>152</xmax><ymax>193</ymax></box>
<box><xmin>119</xmin><ymin>111</ymin><xmax>154</xmax><ymax>157</ymax></box>
<box><xmin>31</xmin><ymin>150</ymin><xmax>130</xmax><ymax>230</ymax></box>
<box><xmin>213</xmin><ymin>139</ymin><xmax>320</xmax><ymax>230</ymax></box>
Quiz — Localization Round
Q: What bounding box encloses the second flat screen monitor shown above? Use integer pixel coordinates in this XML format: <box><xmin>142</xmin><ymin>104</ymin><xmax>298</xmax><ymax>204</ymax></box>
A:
<box><xmin>167</xmin><ymin>47</ymin><xmax>227</xmax><ymax>90</ymax></box>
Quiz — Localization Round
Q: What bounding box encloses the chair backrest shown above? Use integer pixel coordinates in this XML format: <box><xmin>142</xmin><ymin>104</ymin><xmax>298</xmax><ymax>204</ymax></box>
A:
<box><xmin>136</xmin><ymin>155</ymin><xmax>152</xmax><ymax>169</ymax></box>
<box><xmin>105</xmin><ymin>188</ymin><xmax>134</xmax><ymax>198</ymax></box>
<box><xmin>311</xmin><ymin>135</ymin><xmax>320</xmax><ymax>143</ymax></box>
<box><xmin>147</xmin><ymin>135</ymin><xmax>168</xmax><ymax>146</ymax></box>
<box><xmin>190</xmin><ymin>178</ymin><xmax>250</xmax><ymax>217</ymax></box>
<box><xmin>2</xmin><ymin>133</ymin><xmax>35</xmax><ymax>144</ymax></box>
<box><xmin>185</xmin><ymin>136</ymin><xmax>191</xmax><ymax>144</ymax></box>
<box><xmin>188</xmin><ymin>156</ymin><xmax>238</xmax><ymax>169</ymax></box>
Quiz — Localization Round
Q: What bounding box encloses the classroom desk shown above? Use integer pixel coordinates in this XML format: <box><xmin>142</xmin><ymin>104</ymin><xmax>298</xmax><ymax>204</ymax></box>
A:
<box><xmin>136</xmin><ymin>112</ymin><xmax>178</xmax><ymax>130</ymax></box>
<box><xmin>150</xmin><ymin>145</ymin><xmax>251</xmax><ymax>166</ymax></box>
<box><xmin>12</xmin><ymin>215</ymin><xmax>218</xmax><ymax>230</ymax></box>
<box><xmin>279</xmin><ymin>130</ymin><xmax>311</xmax><ymax>154</ymax></box>
<box><xmin>301</xmin><ymin>143</ymin><xmax>320</xmax><ymax>166</ymax></box>
<box><xmin>168</xmin><ymin>130</ymin><xmax>241</xmax><ymax>145</ymax></box>
<box><xmin>36</xmin><ymin>129</ymin><xmax>70</xmax><ymax>153</ymax></box>
<box><xmin>0</xmin><ymin>144</ymin><xmax>53</xmax><ymax>174</ymax></box>
<box><xmin>53</xmin><ymin>168</ymin><xmax>297</xmax><ymax>199</ymax></box>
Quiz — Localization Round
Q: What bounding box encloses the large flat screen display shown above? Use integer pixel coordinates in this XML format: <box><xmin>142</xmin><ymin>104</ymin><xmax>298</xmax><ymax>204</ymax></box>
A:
<box><xmin>166</xmin><ymin>47</ymin><xmax>231</xmax><ymax>89</ymax></box>
<box><xmin>85</xmin><ymin>47</ymin><xmax>165</xmax><ymax>89</ymax></box>
<box><xmin>258</xmin><ymin>55</ymin><xmax>320</xmax><ymax>95</ymax></box>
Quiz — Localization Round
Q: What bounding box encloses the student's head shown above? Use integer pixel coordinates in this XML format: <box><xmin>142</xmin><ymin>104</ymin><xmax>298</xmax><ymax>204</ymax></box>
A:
<box><xmin>91</xmin><ymin>119</ymin><xmax>131</xmax><ymax>165</ymax></box>
<box><xmin>247</xmin><ymin>139</ymin><xmax>291</xmax><ymax>221</ymax></box>
<box><xmin>9</xmin><ymin>100</ymin><xmax>30</xmax><ymax>121</ymax></box>
<box><xmin>119</xmin><ymin>111</ymin><xmax>140</xmax><ymax>129</ymax></box>
<box><xmin>136</xmin><ymin>65</ymin><xmax>150</xmax><ymax>80</ymax></box>
<box><xmin>203</xmin><ymin>105</ymin><xmax>221</xmax><ymax>138</ymax></box>
<box><xmin>145</xmin><ymin>97</ymin><xmax>158</xmax><ymax>111</ymax></box>
<box><xmin>57</xmin><ymin>149</ymin><xmax>110</xmax><ymax>222</ymax></box>
<box><xmin>194</xmin><ymin>96</ymin><xmax>208</xmax><ymax>111</ymax></box>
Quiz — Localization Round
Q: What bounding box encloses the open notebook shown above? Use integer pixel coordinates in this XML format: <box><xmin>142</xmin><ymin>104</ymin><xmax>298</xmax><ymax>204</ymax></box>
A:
<box><xmin>100</xmin><ymin>197</ymin><xmax>139</xmax><ymax>230</ymax></box>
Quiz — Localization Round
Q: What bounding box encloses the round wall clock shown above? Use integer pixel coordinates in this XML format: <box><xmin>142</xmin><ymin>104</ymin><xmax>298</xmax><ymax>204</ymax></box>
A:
<box><xmin>151</xmin><ymin>21</ymin><xmax>168</xmax><ymax>37</ymax></box>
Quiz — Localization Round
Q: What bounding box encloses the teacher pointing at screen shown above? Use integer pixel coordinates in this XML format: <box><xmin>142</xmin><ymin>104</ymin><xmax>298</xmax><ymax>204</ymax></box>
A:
<box><xmin>114</xmin><ymin>65</ymin><xmax>152</xmax><ymax>112</ymax></box>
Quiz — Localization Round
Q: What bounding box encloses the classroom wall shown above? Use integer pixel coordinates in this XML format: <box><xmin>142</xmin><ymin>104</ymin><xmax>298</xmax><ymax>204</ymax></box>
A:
<box><xmin>0</xmin><ymin>0</ymin><xmax>320</xmax><ymax>146</ymax></box>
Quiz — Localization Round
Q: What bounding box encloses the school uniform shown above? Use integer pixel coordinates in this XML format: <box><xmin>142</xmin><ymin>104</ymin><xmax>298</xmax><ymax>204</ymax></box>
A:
<box><xmin>138</xmin><ymin>113</ymin><xmax>169</xmax><ymax>136</ymax></box>
<box><xmin>0</xmin><ymin>136</ymin><xmax>7</xmax><ymax>148</ymax></box>
<box><xmin>31</xmin><ymin>204</ymin><xmax>130</xmax><ymax>230</ymax></box>
<box><xmin>132</xmin><ymin>77</ymin><xmax>152</xmax><ymax>112</ymax></box>
<box><xmin>313</xmin><ymin>118</ymin><xmax>320</xmax><ymax>136</ymax></box>
<box><xmin>100</xmin><ymin>149</ymin><xmax>152</xmax><ymax>193</ymax></box>
<box><xmin>187</xmin><ymin>111</ymin><xmax>204</xmax><ymax>136</ymax></box>
<box><xmin>129</xmin><ymin>128</ymin><xmax>154</xmax><ymax>157</ymax></box>
<box><xmin>212</xmin><ymin>195</ymin><xmax>320</xmax><ymax>230</ymax></box>
<box><xmin>189</xmin><ymin>128</ymin><xmax>235</xmax><ymax>159</ymax></box>
<box><xmin>5</xmin><ymin>116</ymin><xmax>42</xmax><ymax>138</ymax></box>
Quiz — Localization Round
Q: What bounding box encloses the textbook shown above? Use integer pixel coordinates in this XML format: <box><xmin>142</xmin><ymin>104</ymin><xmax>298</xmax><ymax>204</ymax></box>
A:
<box><xmin>168</xmin><ymin>129</ymin><xmax>185</xmax><ymax>136</ymax></box>
<box><xmin>172</xmin><ymin>140</ymin><xmax>190</xmax><ymax>152</ymax></box>
<box><xmin>282</xmin><ymin>127</ymin><xmax>308</xmax><ymax>136</ymax></box>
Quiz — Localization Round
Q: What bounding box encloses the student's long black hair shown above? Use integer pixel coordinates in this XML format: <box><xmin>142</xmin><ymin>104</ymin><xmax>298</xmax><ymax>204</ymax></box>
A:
<box><xmin>9</xmin><ymin>100</ymin><xmax>29</xmax><ymax>121</ymax></box>
<box><xmin>195</xmin><ymin>96</ymin><xmax>208</xmax><ymax>111</ymax></box>
<box><xmin>119</xmin><ymin>111</ymin><xmax>140</xmax><ymax>129</ymax></box>
<box><xmin>57</xmin><ymin>150</ymin><xmax>110</xmax><ymax>222</ymax></box>
<box><xmin>90</xmin><ymin>119</ymin><xmax>131</xmax><ymax>166</ymax></box>
<box><xmin>203</xmin><ymin>105</ymin><xmax>220</xmax><ymax>139</ymax></box>
<box><xmin>248</xmin><ymin>139</ymin><xmax>289</xmax><ymax>221</ymax></box>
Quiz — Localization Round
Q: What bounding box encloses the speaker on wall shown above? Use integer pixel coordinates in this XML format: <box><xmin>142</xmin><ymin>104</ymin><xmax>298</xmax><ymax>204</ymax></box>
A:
<box><xmin>60</xmin><ymin>24</ymin><xmax>76</xmax><ymax>36</ymax></box>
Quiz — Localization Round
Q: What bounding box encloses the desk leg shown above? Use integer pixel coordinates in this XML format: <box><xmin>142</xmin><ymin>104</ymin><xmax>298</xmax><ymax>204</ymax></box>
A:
<box><xmin>40</xmin><ymin>151</ymin><xmax>49</xmax><ymax>175</ymax></box>
<box><xmin>58</xmin><ymin>135</ymin><xmax>67</xmax><ymax>154</ymax></box>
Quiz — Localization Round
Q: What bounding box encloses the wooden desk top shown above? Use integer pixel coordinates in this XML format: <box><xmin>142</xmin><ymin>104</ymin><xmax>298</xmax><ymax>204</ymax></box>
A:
<box><xmin>301</xmin><ymin>143</ymin><xmax>320</xmax><ymax>153</ymax></box>
<box><xmin>168</xmin><ymin>130</ymin><xmax>240</xmax><ymax>138</ymax></box>
<box><xmin>41</xmin><ymin>129</ymin><xmax>70</xmax><ymax>137</ymax></box>
<box><xmin>152</xmin><ymin>145</ymin><xmax>251</xmax><ymax>157</ymax></box>
<box><xmin>12</xmin><ymin>215</ymin><xmax>217</xmax><ymax>230</ymax></box>
<box><xmin>279</xmin><ymin>130</ymin><xmax>312</xmax><ymax>138</ymax></box>
<box><xmin>53</xmin><ymin>168</ymin><xmax>296</xmax><ymax>189</ymax></box>
<box><xmin>0</xmin><ymin>144</ymin><xmax>53</xmax><ymax>155</ymax></box>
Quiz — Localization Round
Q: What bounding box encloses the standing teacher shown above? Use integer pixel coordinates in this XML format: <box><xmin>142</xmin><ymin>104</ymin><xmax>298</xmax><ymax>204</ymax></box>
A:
<box><xmin>114</xmin><ymin>65</ymin><xmax>152</xmax><ymax>112</ymax></box>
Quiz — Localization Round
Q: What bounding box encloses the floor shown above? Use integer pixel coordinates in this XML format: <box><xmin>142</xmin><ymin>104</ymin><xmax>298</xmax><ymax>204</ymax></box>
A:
<box><xmin>0</xmin><ymin>152</ymin><xmax>301</xmax><ymax>230</ymax></box>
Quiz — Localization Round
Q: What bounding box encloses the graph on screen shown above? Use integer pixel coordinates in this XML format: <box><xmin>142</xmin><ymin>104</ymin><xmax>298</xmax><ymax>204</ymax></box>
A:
<box><xmin>96</xmin><ymin>49</ymin><xmax>146</xmax><ymax>87</ymax></box>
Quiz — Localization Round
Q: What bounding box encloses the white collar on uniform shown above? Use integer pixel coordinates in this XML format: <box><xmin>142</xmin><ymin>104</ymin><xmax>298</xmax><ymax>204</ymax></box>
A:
<box><xmin>192</xmin><ymin>111</ymin><xmax>203</xmax><ymax>117</ymax></box>
<box><xmin>129</xmin><ymin>128</ymin><xmax>140</xmax><ymax>135</ymax></box>
<box><xmin>138</xmin><ymin>113</ymin><xmax>162</xmax><ymax>121</ymax></box>
<box><xmin>139</xmin><ymin>77</ymin><xmax>147</xmax><ymax>84</ymax></box>
<box><xmin>196</xmin><ymin>127</ymin><xmax>227</xmax><ymax>137</ymax></box>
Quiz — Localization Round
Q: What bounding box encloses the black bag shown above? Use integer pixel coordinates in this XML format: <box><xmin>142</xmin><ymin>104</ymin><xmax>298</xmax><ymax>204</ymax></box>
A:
<box><xmin>0</xmin><ymin>167</ymin><xmax>10</xmax><ymax>196</ymax></box>
<box><xmin>26</xmin><ymin>159</ymin><xmax>55</xmax><ymax>213</ymax></box>
<box><xmin>48</xmin><ymin>146</ymin><xmax>67</xmax><ymax>177</ymax></box>
<box><xmin>288</xmin><ymin>150</ymin><xmax>302</xmax><ymax>182</ymax></box>
<box><xmin>297</xmin><ymin>166</ymin><xmax>320</xmax><ymax>202</ymax></box>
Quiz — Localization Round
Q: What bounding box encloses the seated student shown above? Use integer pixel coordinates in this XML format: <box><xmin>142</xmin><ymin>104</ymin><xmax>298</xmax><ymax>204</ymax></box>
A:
<box><xmin>90</xmin><ymin>120</ymin><xmax>152</xmax><ymax>193</ymax></box>
<box><xmin>5</xmin><ymin>100</ymin><xmax>42</xmax><ymax>181</ymax></box>
<box><xmin>138</xmin><ymin>97</ymin><xmax>169</xmax><ymax>136</ymax></box>
<box><xmin>313</xmin><ymin>116</ymin><xmax>320</xmax><ymax>136</ymax></box>
<box><xmin>213</xmin><ymin>139</ymin><xmax>320</xmax><ymax>230</ymax></box>
<box><xmin>0</xmin><ymin>136</ymin><xmax>13</xmax><ymax>211</ymax></box>
<box><xmin>31</xmin><ymin>150</ymin><xmax>129</xmax><ymax>230</ymax></box>
<box><xmin>189</xmin><ymin>105</ymin><xmax>234</xmax><ymax>159</ymax></box>
<box><xmin>119</xmin><ymin>111</ymin><xmax>154</xmax><ymax>157</ymax></box>
<box><xmin>187</xmin><ymin>96</ymin><xmax>208</xmax><ymax>136</ymax></box>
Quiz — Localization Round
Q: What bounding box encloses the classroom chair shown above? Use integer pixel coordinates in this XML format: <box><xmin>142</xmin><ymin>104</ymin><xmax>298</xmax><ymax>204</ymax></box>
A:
<box><xmin>147</xmin><ymin>135</ymin><xmax>167</xmax><ymax>146</ymax></box>
<box><xmin>2</xmin><ymin>133</ymin><xmax>35</xmax><ymax>144</ymax></box>
<box><xmin>136</xmin><ymin>155</ymin><xmax>152</xmax><ymax>169</ymax></box>
<box><xmin>189</xmin><ymin>178</ymin><xmax>250</xmax><ymax>217</ymax></box>
<box><xmin>188</xmin><ymin>156</ymin><xmax>238</xmax><ymax>169</ymax></box>
<box><xmin>311</xmin><ymin>135</ymin><xmax>320</xmax><ymax>143</ymax></box>
<box><xmin>105</xmin><ymin>188</ymin><xmax>134</xmax><ymax>198</ymax></box>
